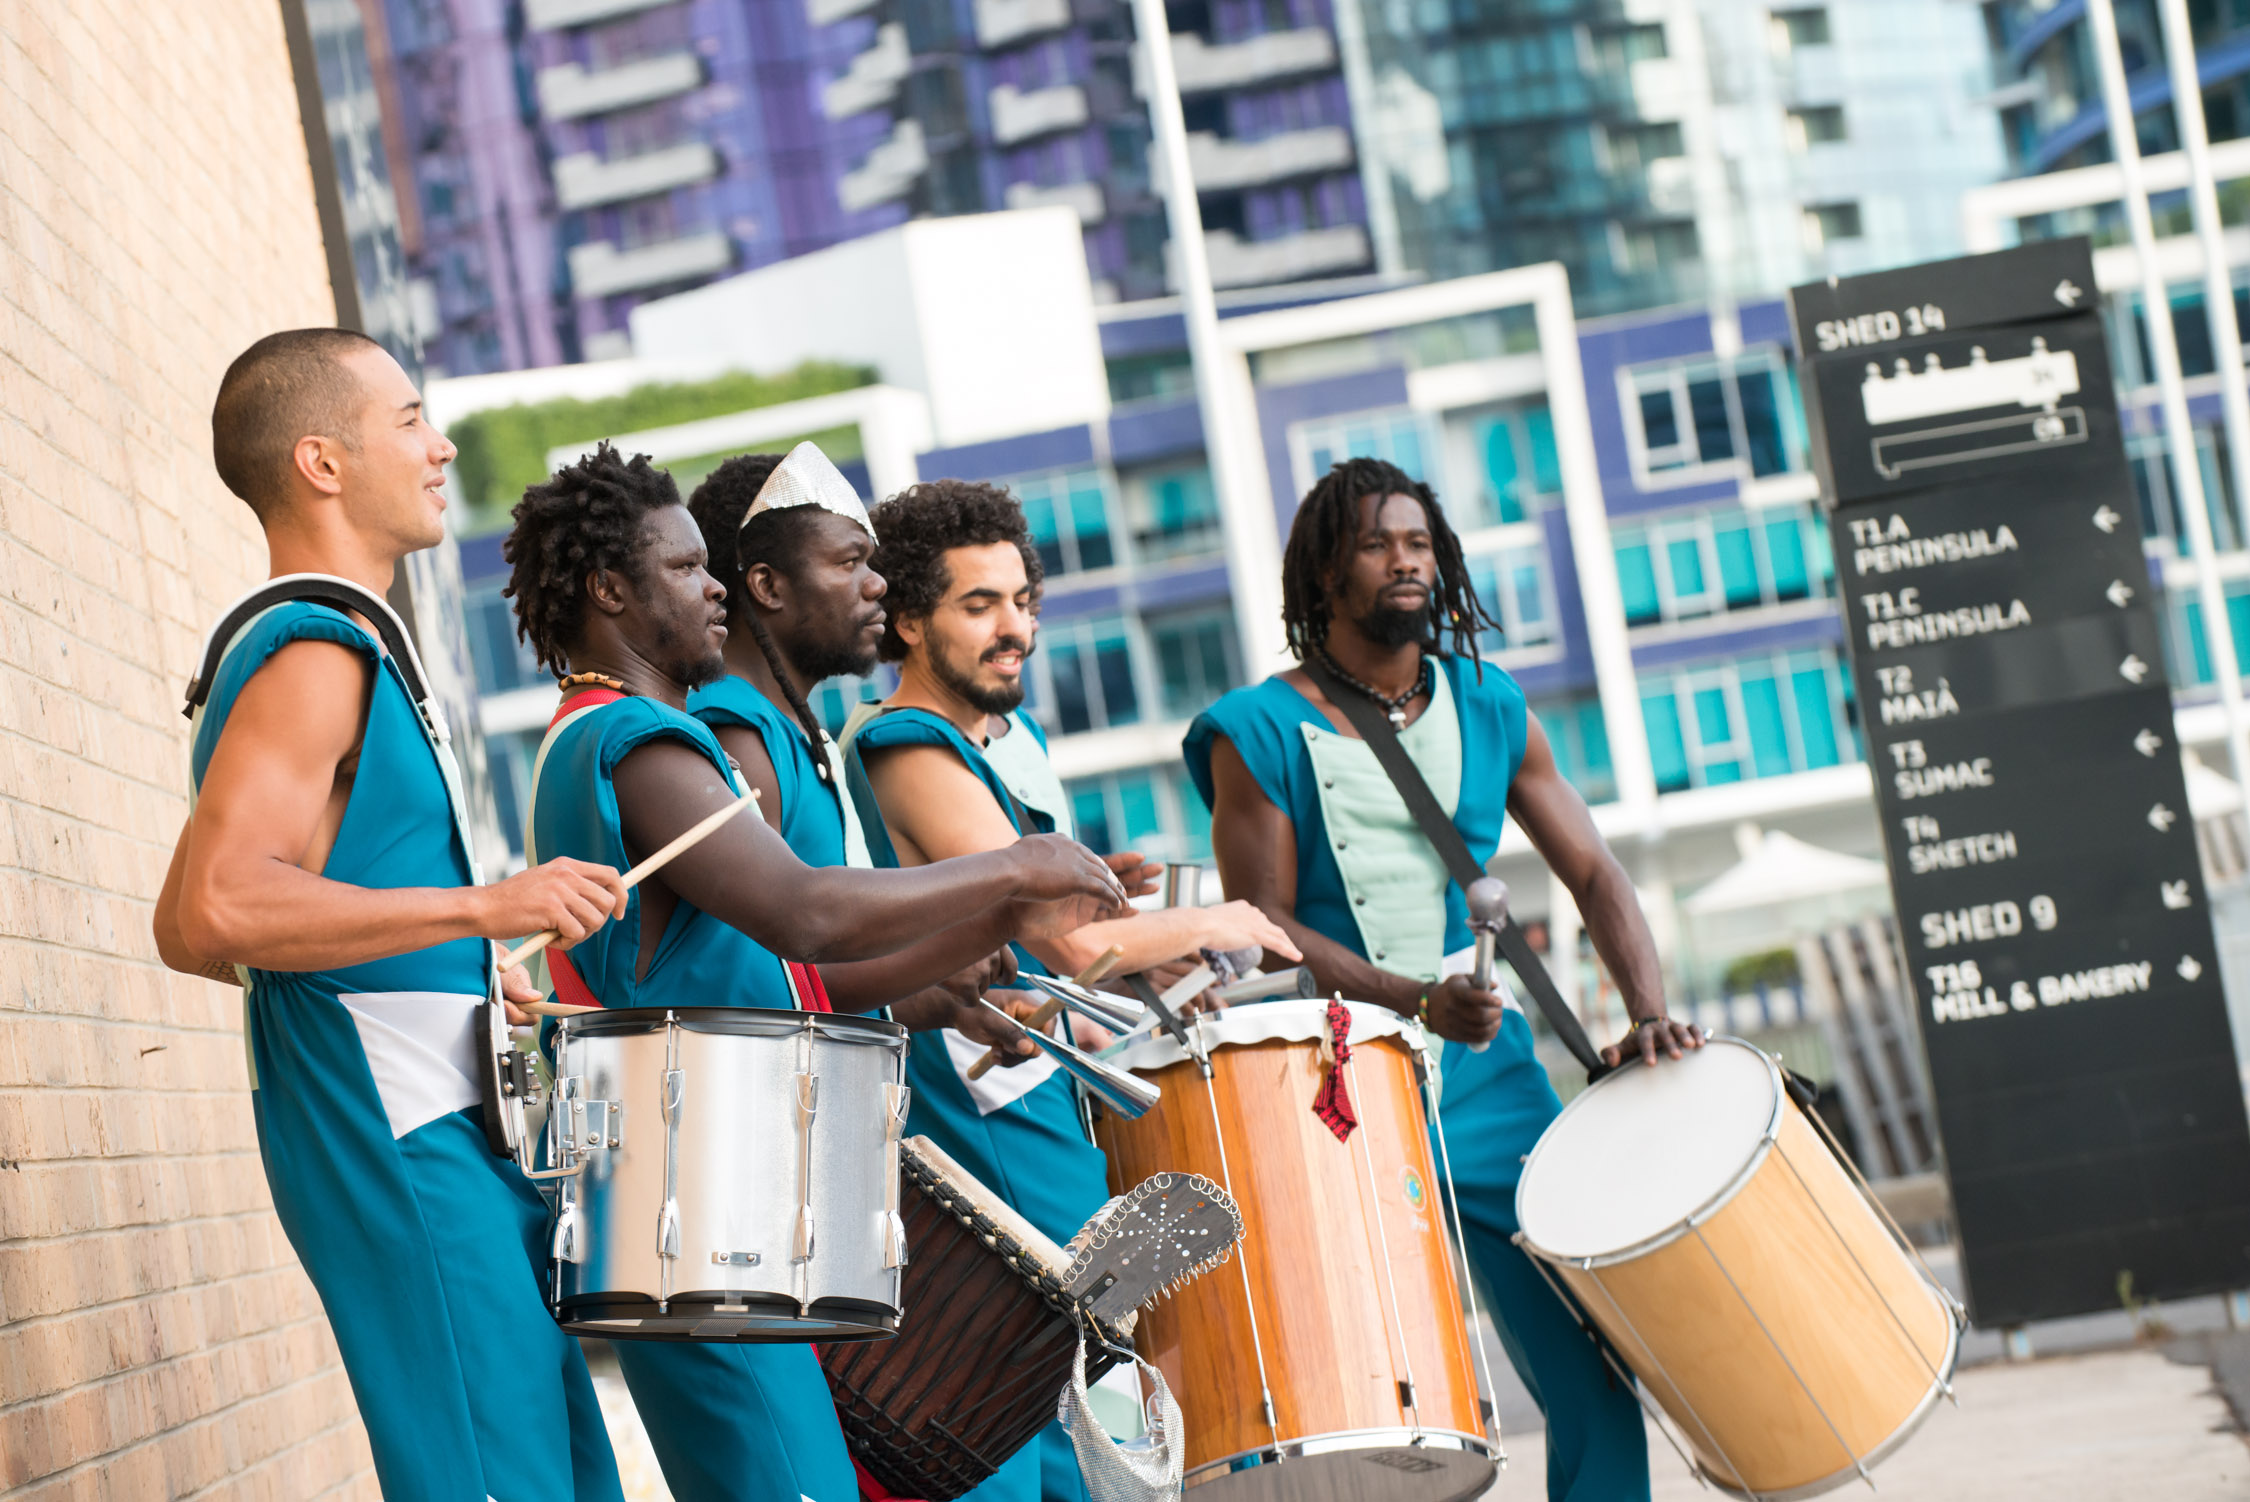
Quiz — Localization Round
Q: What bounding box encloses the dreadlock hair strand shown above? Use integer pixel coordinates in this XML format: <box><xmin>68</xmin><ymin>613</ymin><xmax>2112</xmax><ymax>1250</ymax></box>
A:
<box><xmin>505</xmin><ymin>442</ymin><xmax>683</xmax><ymax>677</ymax></box>
<box><xmin>866</xmin><ymin>479</ymin><xmax>1043</xmax><ymax>663</ymax></box>
<box><xmin>1279</xmin><ymin>456</ymin><xmax>1500</xmax><ymax>670</ymax></box>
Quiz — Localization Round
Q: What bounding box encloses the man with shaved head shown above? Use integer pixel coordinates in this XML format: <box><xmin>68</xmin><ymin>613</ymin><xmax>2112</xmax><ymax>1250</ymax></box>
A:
<box><xmin>155</xmin><ymin>330</ymin><xmax>632</xmax><ymax>1501</ymax></box>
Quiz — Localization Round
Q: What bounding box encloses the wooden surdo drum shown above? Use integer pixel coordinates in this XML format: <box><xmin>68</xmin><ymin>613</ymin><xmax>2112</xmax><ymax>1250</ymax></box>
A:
<box><xmin>1093</xmin><ymin>1000</ymin><xmax>1497</xmax><ymax>1502</ymax></box>
<box><xmin>1515</xmin><ymin>1036</ymin><xmax>1964</xmax><ymax>1499</ymax></box>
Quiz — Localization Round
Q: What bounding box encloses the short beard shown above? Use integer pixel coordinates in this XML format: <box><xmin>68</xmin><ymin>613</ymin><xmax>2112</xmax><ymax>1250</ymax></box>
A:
<box><xmin>652</xmin><ymin>617</ymin><xmax>727</xmax><ymax>690</ymax></box>
<box><xmin>930</xmin><ymin>637</ymin><xmax>1029</xmax><ymax>716</ymax></box>
<box><xmin>792</xmin><ymin>635</ymin><xmax>881</xmax><ymax>686</ymax></box>
<box><xmin>1358</xmin><ymin>600</ymin><xmax>1433</xmax><ymax>651</ymax></box>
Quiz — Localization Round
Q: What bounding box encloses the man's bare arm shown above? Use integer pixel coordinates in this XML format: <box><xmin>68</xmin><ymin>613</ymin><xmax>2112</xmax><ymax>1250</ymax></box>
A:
<box><xmin>612</xmin><ymin>738</ymin><xmax>1126</xmax><ymax>965</ymax></box>
<box><xmin>172</xmin><ymin>639</ymin><xmax>628</xmax><ymax>970</ymax></box>
<box><xmin>1505</xmin><ymin>716</ymin><xmax>1693</xmax><ymax>1065</ymax></box>
<box><xmin>710</xmin><ymin>723</ymin><xmax>787</xmax><ymax>835</ymax></box>
<box><xmin>155</xmin><ymin>822</ymin><xmax>240</xmax><ymax>983</ymax></box>
<box><xmin>865</xmin><ymin>743</ymin><xmax>1299</xmax><ymax>976</ymax></box>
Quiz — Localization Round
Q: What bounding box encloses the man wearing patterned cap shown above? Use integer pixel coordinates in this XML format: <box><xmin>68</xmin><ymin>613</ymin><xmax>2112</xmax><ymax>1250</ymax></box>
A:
<box><xmin>686</xmin><ymin>442</ymin><xmax>1049</xmax><ymax>1048</ymax></box>
<box><xmin>503</xmin><ymin>442</ymin><xmax>1131</xmax><ymax>1502</ymax></box>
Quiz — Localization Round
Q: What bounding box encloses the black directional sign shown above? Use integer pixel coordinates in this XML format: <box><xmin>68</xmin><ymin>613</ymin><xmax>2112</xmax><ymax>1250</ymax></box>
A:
<box><xmin>1790</xmin><ymin>237</ymin><xmax>2250</xmax><ymax>1328</ymax></box>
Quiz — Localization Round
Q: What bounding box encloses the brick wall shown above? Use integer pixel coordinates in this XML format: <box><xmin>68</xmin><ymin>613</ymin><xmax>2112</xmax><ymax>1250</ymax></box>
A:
<box><xmin>0</xmin><ymin>3</ymin><xmax>374</xmax><ymax>1498</ymax></box>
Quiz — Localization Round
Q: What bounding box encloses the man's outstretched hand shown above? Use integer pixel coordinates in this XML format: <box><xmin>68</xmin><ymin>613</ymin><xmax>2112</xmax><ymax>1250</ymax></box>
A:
<box><xmin>1598</xmin><ymin>1014</ymin><xmax>1705</xmax><ymax>1069</ymax></box>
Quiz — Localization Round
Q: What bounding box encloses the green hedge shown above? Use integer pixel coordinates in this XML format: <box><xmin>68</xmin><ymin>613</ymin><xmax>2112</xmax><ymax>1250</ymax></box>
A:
<box><xmin>449</xmin><ymin>361</ymin><xmax>875</xmax><ymax>527</ymax></box>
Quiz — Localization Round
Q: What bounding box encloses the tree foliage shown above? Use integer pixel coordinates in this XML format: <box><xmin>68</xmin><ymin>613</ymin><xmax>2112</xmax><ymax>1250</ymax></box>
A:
<box><xmin>448</xmin><ymin>361</ymin><xmax>876</xmax><ymax>526</ymax></box>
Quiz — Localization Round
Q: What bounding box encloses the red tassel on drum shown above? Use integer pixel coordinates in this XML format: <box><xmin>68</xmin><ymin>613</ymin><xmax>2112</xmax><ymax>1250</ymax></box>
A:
<box><xmin>1312</xmin><ymin>997</ymin><xmax>1357</xmax><ymax>1141</ymax></box>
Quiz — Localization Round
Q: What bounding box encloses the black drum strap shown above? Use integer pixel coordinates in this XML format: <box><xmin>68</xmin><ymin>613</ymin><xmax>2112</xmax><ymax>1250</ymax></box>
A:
<box><xmin>1299</xmin><ymin>654</ymin><xmax>1610</xmax><ymax>1080</ymax></box>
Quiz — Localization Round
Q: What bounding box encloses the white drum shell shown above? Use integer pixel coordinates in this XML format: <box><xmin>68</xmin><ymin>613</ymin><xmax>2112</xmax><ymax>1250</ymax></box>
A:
<box><xmin>550</xmin><ymin>1008</ymin><xmax>907</xmax><ymax>1338</ymax></box>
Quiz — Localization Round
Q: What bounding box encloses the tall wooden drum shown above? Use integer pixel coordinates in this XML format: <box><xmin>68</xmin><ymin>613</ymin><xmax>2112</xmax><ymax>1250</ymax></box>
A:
<box><xmin>1092</xmin><ymin>1000</ymin><xmax>1496</xmax><ymax>1502</ymax></box>
<box><xmin>1515</xmin><ymin>1037</ymin><xmax>1963</xmax><ymax>1499</ymax></box>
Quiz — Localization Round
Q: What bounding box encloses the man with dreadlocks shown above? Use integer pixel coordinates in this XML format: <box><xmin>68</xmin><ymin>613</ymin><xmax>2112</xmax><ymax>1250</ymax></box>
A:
<box><xmin>682</xmin><ymin>444</ymin><xmax>1038</xmax><ymax>1053</ymax></box>
<box><xmin>841</xmin><ymin>478</ymin><xmax>1298</xmax><ymax>1502</ymax></box>
<box><xmin>503</xmin><ymin>444</ymin><xmax>1130</xmax><ymax>1502</ymax></box>
<box><xmin>1185</xmin><ymin>457</ymin><xmax>1701</xmax><ymax>1502</ymax></box>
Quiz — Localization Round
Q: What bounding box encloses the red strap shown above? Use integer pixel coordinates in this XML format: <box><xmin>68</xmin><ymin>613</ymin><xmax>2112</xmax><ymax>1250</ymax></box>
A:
<box><xmin>550</xmin><ymin>687</ymin><xmax>625</xmax><ymax>725</ymax></box>
<box><xmin>1312</xmin><ymin>998</ymin><xmax>1358</xmax><ymax>1141</ymax></box>
<box><xmin>851</xmin><ymin>1457</ymin><xmax>920</xmax><ymax>1501</ymax></box>
<box><xmin>791</xmin><ymin>962</ymin><xmax>834</xmax><ymax>1013</ymax></box>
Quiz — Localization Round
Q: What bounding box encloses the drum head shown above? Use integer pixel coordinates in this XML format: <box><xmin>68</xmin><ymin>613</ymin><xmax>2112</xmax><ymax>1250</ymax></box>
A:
<box><xmin>1516</xmin><ymin>1037</ymin><xmax>1781</xmax><ymax>1262</ymax></box>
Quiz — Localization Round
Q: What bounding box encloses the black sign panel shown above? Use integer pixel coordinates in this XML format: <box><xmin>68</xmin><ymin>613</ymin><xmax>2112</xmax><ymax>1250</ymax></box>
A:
<box><xmin>1790</xmin><ymin>239</ymin><xmax>2250</xmax><ymax>1327</ymax></box>
<box><xmin>1790</xmin><ymin>237</ymin><xmax>2100</xmax><ymax>342</ymax></box>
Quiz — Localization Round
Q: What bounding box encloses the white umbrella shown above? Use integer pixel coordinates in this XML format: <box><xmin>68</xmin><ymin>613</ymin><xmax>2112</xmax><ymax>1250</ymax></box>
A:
<box><xmin>1684</xmin><ymin>828</ymin><xmax>1890</xmax><ymax>917</ymax></box>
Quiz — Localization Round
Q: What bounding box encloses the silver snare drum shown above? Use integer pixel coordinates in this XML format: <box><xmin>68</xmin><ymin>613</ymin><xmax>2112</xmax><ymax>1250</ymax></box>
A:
<box><xmin>546</xmin><ymin>1006</ymin><xmax>910</xmax><ymax>1342</ymax></box>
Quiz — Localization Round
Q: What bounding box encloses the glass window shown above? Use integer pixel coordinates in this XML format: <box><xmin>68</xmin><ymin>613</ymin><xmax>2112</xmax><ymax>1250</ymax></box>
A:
<box><xmin>1715</xmin><ymin>523</ymin><xmax>1761</xmax><ymax>607</ymax></box>
<box><xmin>1787</xmin><ymin>105</ymin><xmax>1846</xmax><ymax>147</ymax></box>
<box><xmin>1773</xmin><ymin>7</ymin><xmax>1831</xmax><ymax>48</ymax></box>
<box><xmin>1033</xmin><ymin>612</ymin><xmax>1142</xmax><ymax>735</ymax></box>
<box><xmin>1065</xmin><ymin>767</ymin><xmax>1207</xmax><ymax>861</ymax></box>
<box><xmin>1616</xmin><ymin>540</ymin><xmax>1660</xmax><ymax>625</ymax></box>
<box><xmin>1466</xmin><ymin>546</ymin><xmax>1556</xmax><ymax>653</ymax></box>
<box><xmin>1624</xmin><ymin>348</ymin><xmax>1806</xmax><ymax>481</ymax></box>
<box><xmin>1807</xmin><ymin>202</ymin><xmax>1863</xmax><ymax>243</ymax></box>
<box><xmin>811</xmin><ymin>673</ymin><xmax>885</xmax><ymax>735</ymax></box>
<box><xmin>1010</xmin><ymin>469</ymin><xmax>1118</xmax><ymax>576</ymax></box>
<box><xmin>465</xmin><ymin>585</ymin><xmax>543</xmax><ymax>695</ymax></box>
<box><xmin>1147</xmin><ymin>606</ymin><xmax>1240</xmax><ymax>719</ymax></box>
<box><xmin>1296</xmin><ymin>409</ymin><xmax>1431</xmax><ymax>492</ymax></box>
<box><xmin>1125</xmin><ymin>466</ymin><xmax>1223</xmax><ymax>562</ymax></box>
<box><xmin>1766</xmin><ymin>517</ymin><xmax>1810</xmax><ymax>599</ymax></box>
<box><xmin>1638</xmin><ymin>650</ymin><xmax>1855</xmax><ymax>790</ymax></box>
<box><xmin>1643</xmin><ymin>691</ymin><xmax>1689</xmax><ymax>792</ymax></box>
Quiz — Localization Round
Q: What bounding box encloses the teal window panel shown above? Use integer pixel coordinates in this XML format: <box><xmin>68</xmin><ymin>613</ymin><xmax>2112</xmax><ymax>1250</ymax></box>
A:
<box><xmin>1791</xmin><ymin>667</ymin><xmax>1840</xmax><ymax>767</ymax></box>
<box><xmin>1483</xmin><ymin>418</ymin><xmax>1523</xmax><ymax>524</ymax></box>
<box><xmin>1070</xmin><ymin>482</ymin><xmax>1114</xmax><ymax>570</ymax></box>
<box><xmin>1644</xmin><ymin>692</ymin><xmax>1689</xmax><ymax>792</ymax></box>
<box><xmin>1512</xmin><ymin>562</ymin><xmax>1546</xmax><ymax>629</ymax></box>
<box><xmin>1766</xmin><ymin>518</ymin><xmax>1810</xmax><ymax>599</ymax></box>
<box><xmin>1527</xmin><ymin>403</ymin><xmax>1562</xmax><ymax>494</ymax></box>
<box><xmin>1072</xmin><ymin>787</ymin><xmax>1113</xmax><ymax>852</ymax></box>
<box><xmin>1703</xmin><ymin>760</ymin><xmax>1744</xmax><ymax>784</ymax></box>
<box><xmin>1739</xmin><ymin>367</ymin><xmax>1786</xmax><ymax>476</ymax></box>
<box><xmin>1617</xmin><ymin>542</ymin><xmax>1660</xmax><ymax>624</ymax></box>
<box><xmin>1576</xmin><ymin>698</ymin><xmax>1612</xmax><ymax>777</ymax></box>
<box><xmin>1117</xmin><ymin>772</ymin><xmax>1163</xmax><ymax>845</ymax></box>
<box><xmin>1023</xmin><ymin>492</ymin><xmax>1064</xmax><ymax>577</ymax></box>
<box><xmin>1715</xmin><ymin>526</ymin><xmax>1761</xmax><ymax>607</ymax></box>
<box><xmin>1742</xmin><ymin>673</ymin><xmax>1792</xmax><ymax>777</ymax></box>
<box><xmin>2185</xmin><ymin>601</ymin><xmax>2215</xmax><ymax>684</ymax></box>
<box><xmin>1668</xmin><ymin>537</ymin><xmax>1706</xmax><ymax>597</ymax></box>
<box><xmin>1693</xmin><ymin>685</ymin><xmax>1731</xmax><ymax>746</ymax></box>
<box><xmin>2229</xmin><ymin>590</ymin><xmax>2250</xmax><ymax>670</ymax></box>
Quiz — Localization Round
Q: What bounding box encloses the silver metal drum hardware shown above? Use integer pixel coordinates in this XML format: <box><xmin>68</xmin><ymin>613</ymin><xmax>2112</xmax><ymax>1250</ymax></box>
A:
<box><xmin>713</xmin><ymin>1251</ymin><xmax>761</xmax><ymax>1267</ymax></box>
<box><xmin>792</xmin><ymin>1030</ymin><xmax>820</xmax><ymax>1314</ymax></box>
<box><xmin>657</xmin><ymin>1022</ymin><xmax>686</xmax><ymax>1309</ymax></box>
<box><xmin>882</xmin><ymin>1083</ymin><xmax>912</xmax><ymax>1271</ymax></box>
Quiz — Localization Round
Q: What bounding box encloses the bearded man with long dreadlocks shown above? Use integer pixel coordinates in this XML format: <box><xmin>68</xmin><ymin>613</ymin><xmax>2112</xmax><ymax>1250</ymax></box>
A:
<box><xmin>502</xmin><ymin>443</ymin><xmax>1128</xmax><ymax>1502</ymax></box>
<box><xmin>1185</xmin><ymin>457</ymin><xmax>1703</xmax><ymax>1502</ymax></box>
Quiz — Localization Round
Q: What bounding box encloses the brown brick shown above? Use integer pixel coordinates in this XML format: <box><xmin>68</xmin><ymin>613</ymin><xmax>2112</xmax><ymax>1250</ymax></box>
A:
<box><xmin>0</xmin><ymin>0</ymin><xmax>369</xmax><ymax>1495</ymax></box>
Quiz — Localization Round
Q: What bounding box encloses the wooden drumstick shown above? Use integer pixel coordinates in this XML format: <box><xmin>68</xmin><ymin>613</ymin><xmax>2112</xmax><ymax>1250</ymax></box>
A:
<box><xmin>966</xmin><ymin>946</ymin><xmax>1125</xmax><ymax>1081</ymax></box>
<box><xmin>496</xmin><ymin>786</ymin><xmax>761</xmax><ymax>978</ymax></box>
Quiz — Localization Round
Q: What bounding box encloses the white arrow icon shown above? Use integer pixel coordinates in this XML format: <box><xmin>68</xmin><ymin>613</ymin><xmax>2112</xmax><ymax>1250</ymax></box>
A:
<box><xmin>2106</xmin><ymin>579</ymin><xmax>2135</xmax><ymax>607</ymax></box>
<box><xmin>2055</xmin><ymin>278</ymin><xmax>2083</xmax><ymax>307</ymax></box>
<box><xmin>2134</xmin><ymin>728</ymin><xmax>2164</xmax><ymax>756</ymax></box>
<box><xmin>2120</xmin><ymin>654</ymin><xmax>2150</xmax><ymax>683</ymax></box>
<box><xmin>2094</xmin><ymin>505</ymin><xmax>2121</xmax><ymax>533</ymax></box>
<box><xmin>2180</xmin><ymin>955</ymin><xmax>2204</xmax><ymax>981</ymax></box>
<box><xmin>2162</xmin><ymin>879</ymin><xmax>2192</xmax><ymax>909</ymax></box>
<box><xmin>2149</xmin><ymin>803</ymin><xmax>2177</xmax><ymax>831</ymax></box>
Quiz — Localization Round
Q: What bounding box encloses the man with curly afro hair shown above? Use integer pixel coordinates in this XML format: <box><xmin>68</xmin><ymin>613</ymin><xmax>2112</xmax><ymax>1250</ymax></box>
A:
<box><xmin>839</xmin><ymin>478</ymin><xmax>1300</xmax><ymax>1502</ymax></box>
<box><xmin>503</xmin><ymin>446</ymin><xmax>1130</xmax><ymax>1502</ymax></box>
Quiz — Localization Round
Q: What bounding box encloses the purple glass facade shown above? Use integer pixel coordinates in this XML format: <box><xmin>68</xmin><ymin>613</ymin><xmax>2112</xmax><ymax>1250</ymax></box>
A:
<box><xmin>374</xmin><ymin>0</ymin><xmax>1374</xmax><ymax>373</ymax></box>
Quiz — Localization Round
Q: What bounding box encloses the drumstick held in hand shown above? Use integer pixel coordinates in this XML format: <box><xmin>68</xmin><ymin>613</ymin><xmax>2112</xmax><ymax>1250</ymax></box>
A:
<box><xmin>496</xmin><ymin>788</ymin><xmax>761</xmax><ymax>972</ymax></box>
<box><xmin>966</xmin><ymin>946</ymin><xmax>1124</xmax><ymax>1080</ymax></box>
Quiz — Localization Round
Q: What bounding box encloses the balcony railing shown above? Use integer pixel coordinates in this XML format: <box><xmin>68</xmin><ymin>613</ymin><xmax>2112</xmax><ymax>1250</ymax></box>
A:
<box><xmin>567</xmin><ymin>231</ymin><xmax>733</xmax><ymax>298</ymax></box>
<box><xmin>823</xmin><ymin>24</ymin><xmax>911</xmax><ymax>120</ymax></box>
<box><xmin>536</xmin><ymin>52</ymin><xmax>702</xmax><ymax>121</ymax></box>
<box><xmin>1200</xmin><ymin>224</ymin><xmax>1370</xmax><ymax>288</ymax></box>
<box><xmin>524</xmin><ymin>0</ymin><xmax>676</xmax><ymax>30</ymax></box>
<box><xmin>1171</xmin><ymin>27</ymin><xmax>1336</xmax><ymax>94</ymax></box>
<box><xmin>989</xmin><ymin>83</ymin><xmax>1089</xmax><ymax>145</ymax></box>
<box><xmin>1183</xmin><ymin>125</ymin><xmax>1352</xmax><ymax>191</ymax></box>
<box><xmin>838</xmin><ymin>120</ymin><xmax>928</xmax><ymax>211</ymax></box>
<box><xmin>976</xmin><ymin>0</ymin><xmax>1070</xmax><ymax>47</ymax></box>
<box><xmin>552</xmin><ymin>142</ymin><xmax>720</xmax><ymax>210</ymax></box>
<box><xmin>1003</xmin><ymin>179</ymin><xmax>1106</xmax><ymax>223</ymax></box>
